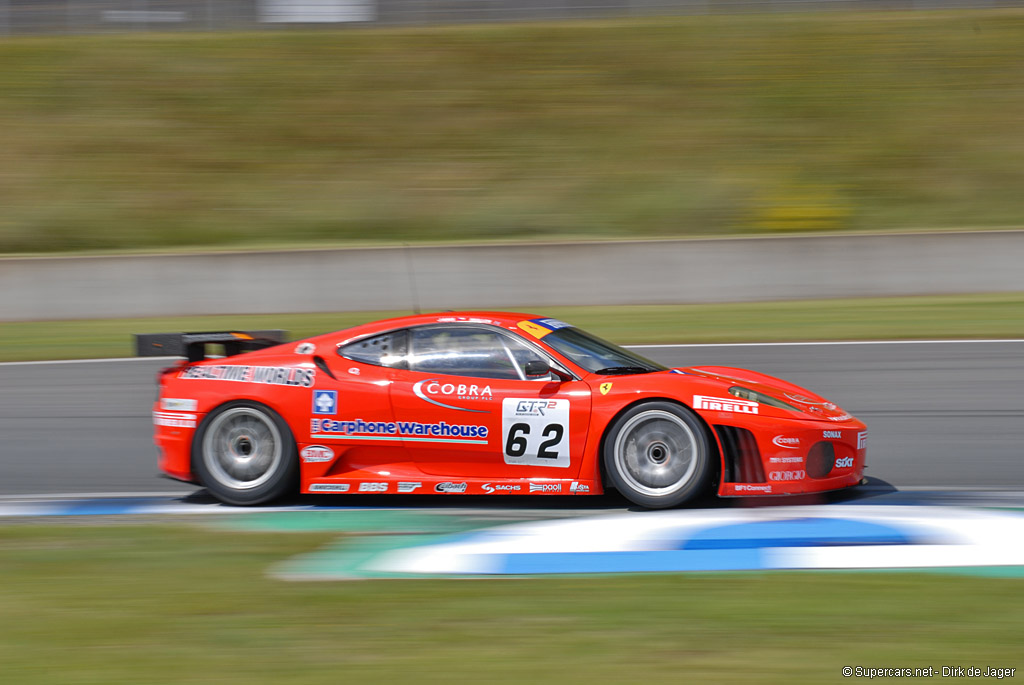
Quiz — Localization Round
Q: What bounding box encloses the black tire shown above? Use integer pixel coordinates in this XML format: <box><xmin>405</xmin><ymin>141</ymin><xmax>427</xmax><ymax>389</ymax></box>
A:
<box><xmin>192</xmin><ymin>401</ymin><xmax>298</xmax><ymax>505</ymax></box>
<box><xmin>602</xmin><ymin>401</ymin><xmax>714</xmax><ymax>509</ymax></box>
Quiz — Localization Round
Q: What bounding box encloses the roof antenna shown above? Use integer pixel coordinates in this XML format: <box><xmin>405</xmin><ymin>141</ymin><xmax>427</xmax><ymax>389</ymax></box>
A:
<box><xmin>404</xmin><ymin>243</ymin><xmax>421</xmax><ymax>314</ymax></box>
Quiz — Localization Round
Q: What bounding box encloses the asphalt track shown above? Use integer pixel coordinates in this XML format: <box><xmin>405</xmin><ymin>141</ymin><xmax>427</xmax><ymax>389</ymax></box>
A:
<box><xmin>1</xmin><ymin>340</ymin><xmax>1022</xmax><ymax>498</ymax></box>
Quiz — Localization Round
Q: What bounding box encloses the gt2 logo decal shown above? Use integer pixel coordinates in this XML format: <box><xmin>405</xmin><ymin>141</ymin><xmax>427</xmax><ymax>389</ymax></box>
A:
<box><xmin>180</xmin><ymin>365</ymin><xmax>315</xmax><ymax>388</ymax></box>
<box><xmin>514</xmin><ymin>399</ymin><xmax>558</xmax><ymax>416</ymax></box>
<box><xmin>501</xmin><ymin>398</ymin><xmax>570</xmax><ymax>468</ymax></box>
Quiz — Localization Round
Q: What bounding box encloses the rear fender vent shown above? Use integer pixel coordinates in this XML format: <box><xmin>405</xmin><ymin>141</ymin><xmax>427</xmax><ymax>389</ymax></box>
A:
<box><xmin>715</xmin><ymin>425</ymin><xmax>765</xmax><ymax>483</ymax></box>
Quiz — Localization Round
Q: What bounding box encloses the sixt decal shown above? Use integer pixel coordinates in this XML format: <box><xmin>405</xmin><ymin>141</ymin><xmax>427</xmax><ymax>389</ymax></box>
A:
<box><xmin>311</xmin><ymin>418</ymin><xmax>489</xmax><ymax>442</ymax></box>
<box><xmin>300</xmin><ymin>445</ymin><xmax>335</xmax><ymax>463</ymax></box>
<box><xmin>413</xmin><ymin>379</ymin><xmax>491</xmax><ymax>413</ymax></box>
<box><xmin>153</xmin><ymin>411</ymin><xmax>196</xmax><ymax>428</ymax></box>
<box><xmin>180</xmin><ymin>365</ymin><xmax>315</xmax><ymax>388</ymax></box>
<box><xmin>835</xmin><ymin>456</ymin><xmax>855</xmax><ymax>468</ymax></box>
<box><xmin>693</xmin><ymin>395</ymin><xmax>759</xmax><ymax>414</ymax></box>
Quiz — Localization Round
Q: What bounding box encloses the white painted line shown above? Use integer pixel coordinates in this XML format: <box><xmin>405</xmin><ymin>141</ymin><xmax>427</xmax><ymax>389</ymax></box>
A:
<box><xmin>2</xmin><ymin>339</ymin><xmax>1023</xmax><ymax>368</ymax></box>
<box><xmin>0</xmin><ymin>356</ymin><xmax>177</xmax><ymax>367</ymax></box>
<box><xmin>0</xmin><ymin>491</ymin><xmax>193</xmax><ymax>501</ymax></box>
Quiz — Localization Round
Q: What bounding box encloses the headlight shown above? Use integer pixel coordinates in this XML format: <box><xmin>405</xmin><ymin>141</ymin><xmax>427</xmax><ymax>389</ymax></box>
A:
<box><xmin>728</xmin><ymin>386</ymin><xmax>799</xmax><ymax>412</ymax></box>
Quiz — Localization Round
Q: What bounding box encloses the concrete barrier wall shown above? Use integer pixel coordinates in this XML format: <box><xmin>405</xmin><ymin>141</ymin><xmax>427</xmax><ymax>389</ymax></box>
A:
<box><xmin>1</xmin><ymin>230</ymin><xmax>1022</xmax><ymax>321</ymax></box>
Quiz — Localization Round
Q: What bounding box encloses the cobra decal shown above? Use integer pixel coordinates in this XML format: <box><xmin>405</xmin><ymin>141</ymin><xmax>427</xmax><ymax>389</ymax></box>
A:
<box><xmin>412</xmin><ymin>379</ymin><xmax>491</xmax><ymax>413</ymax></box>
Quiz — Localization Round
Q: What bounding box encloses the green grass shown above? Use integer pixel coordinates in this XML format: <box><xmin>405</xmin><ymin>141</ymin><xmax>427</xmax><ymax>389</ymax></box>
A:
<box><xmin>0</xmin><ymin>524</ymin><xmax>1020</xmax><ymax>683</ymax></box>
<box><xmin>3</xmin><ymin>293</ymin><xmax>1024</xmax><ymax>362</ymax></box>
<box><xmin>2</xmin><ymin>11</ymin><xmax>1024</xmax><ymax>253</ymax></box>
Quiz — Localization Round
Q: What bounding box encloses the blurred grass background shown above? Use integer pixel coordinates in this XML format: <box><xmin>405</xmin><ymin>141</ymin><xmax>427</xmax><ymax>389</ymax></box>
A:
<box><xmin>2</xmin><ymin>10</ymin><xmax>1024</xmax><ymax>254</ymax></box>
<box><xmin>2</xmin><ymin>523</ymin><xmax>1022</xmax><ymax>684</ymax></box>
<box><xmin>4</xmin><ymin>293</ymin><xmax>1024</xmax><ymax>362</ymax></box>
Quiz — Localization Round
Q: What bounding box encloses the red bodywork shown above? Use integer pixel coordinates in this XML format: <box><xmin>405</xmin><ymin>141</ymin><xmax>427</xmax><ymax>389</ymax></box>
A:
<box><xmin>152</xmin><ymin>312</ymin><xmax>866</xmax><ymax>499</ymax></box>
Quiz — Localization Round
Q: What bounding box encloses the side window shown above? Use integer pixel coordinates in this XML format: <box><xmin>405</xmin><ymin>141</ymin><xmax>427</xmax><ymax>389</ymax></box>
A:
<box><xmin>338</xmin><ymin>331</ymin><xmax>408</xmax><ymax>368</ymax></box>
<box><xmin>502</xmin><ymin>334</ymin><xmax>555</xmax><ymax>380</ymax></box>
<box><xmin>408</xmin><ymin>326</ymin><xmax>548</xmax><ymax>380</ymax></box>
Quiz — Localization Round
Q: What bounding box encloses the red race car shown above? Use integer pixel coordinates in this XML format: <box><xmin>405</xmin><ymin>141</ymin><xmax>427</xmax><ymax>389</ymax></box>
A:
<box><xmin>139</xmin><ymin>312</ymin><xmax>866</xmax><ymax>508</ymax></box>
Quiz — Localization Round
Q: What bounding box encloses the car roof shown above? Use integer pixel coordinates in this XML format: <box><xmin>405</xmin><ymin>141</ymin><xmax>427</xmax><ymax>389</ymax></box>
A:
<box><xmin>309</xmin><ymin>311</ymin><xmax>553</xmax><ymax>346</ymax></box>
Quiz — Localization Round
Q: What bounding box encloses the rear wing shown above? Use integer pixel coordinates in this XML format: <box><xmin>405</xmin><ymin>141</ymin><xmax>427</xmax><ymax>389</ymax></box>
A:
<box><xmin>134</xmin><ymin>330</ymin><xmax>288</xmax><ymax>363</ymax></box>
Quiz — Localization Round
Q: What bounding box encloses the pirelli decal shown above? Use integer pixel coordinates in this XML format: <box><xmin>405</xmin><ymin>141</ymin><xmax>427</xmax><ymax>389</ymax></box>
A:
<box><xmin>692</xmin><ymin>395</ymin><xmax>759</xmax><ymax>414</ymax></box>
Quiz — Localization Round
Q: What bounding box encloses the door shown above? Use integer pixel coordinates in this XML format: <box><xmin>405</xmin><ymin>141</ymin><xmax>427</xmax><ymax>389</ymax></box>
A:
<box><xmin>388</xmin><ymin>324</ymin><xmax>592</xmax><ymax>479</ymax></box>
<box><xmin>302</xmin><ymin>330</ymin><xmax>405</xmax><ymax>476</ymax></box>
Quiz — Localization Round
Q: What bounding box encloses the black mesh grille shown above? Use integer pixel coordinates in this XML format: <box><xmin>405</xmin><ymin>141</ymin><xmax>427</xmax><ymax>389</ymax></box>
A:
<box><xmin>715</xmin><ymin>425</ymin><xmax>765</xmax><ymax>483</ymax></box>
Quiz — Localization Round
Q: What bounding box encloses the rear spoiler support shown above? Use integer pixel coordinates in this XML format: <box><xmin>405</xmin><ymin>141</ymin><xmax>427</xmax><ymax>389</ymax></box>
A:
<box><xmin>134</xmin><ymin>330</ymin><xmax>288</xmax><ymax>363</ymax></box>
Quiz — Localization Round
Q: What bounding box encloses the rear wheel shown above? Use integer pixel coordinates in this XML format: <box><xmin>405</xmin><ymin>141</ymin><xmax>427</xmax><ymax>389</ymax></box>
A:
<box><xmin>193</xmin><ymin>401</ymin><xmax>297</xmax><ymax>505</ymax></box>
<box><xmin>602</xmin><ymin>401</ymin><xmax>713</xmax><ymax>509</ymax></box>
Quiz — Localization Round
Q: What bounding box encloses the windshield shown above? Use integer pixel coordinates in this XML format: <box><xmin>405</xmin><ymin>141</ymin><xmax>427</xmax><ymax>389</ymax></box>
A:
<box><xmin>542</xmin><ymin>327</ymin><xmax>667</xmax><ymax>375</ymax></box>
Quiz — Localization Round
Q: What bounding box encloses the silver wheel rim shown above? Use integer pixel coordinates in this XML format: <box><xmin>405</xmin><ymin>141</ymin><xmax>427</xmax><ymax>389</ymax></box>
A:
<box><xmin>613</xmin><ymin>410</ymin><xmax>698</xmax><ymax>497</ymax></box>
<box><xmin>202</xmin><ymin>407</ymin><xmax>283</xmax><ymax>490</ymax></box>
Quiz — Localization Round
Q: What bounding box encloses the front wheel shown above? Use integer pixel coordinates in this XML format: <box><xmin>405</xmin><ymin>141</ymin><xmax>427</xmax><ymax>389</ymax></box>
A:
<box><xmin>192</xmin><ymin>401</ymin><xmax>297</xmax><ymax>505</ymax></box>
<box><xmin>602</xmin><ymin>401</ymin><xmax>714</xmax><ymax>509</ymax></box>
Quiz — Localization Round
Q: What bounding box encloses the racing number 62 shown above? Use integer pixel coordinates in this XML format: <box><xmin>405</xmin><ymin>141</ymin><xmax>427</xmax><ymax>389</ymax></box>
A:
<box><xmin>505</xmin><ymin>423</ymin><xmax>564</xmax><ymax>459</ymax></box>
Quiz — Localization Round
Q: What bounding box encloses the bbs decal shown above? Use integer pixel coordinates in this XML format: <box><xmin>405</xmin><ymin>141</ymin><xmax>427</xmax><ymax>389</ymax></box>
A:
<box><xmin>501</xmin><ymin>398</ymin><xmax>570</xmax><ymax>468</ymax></box>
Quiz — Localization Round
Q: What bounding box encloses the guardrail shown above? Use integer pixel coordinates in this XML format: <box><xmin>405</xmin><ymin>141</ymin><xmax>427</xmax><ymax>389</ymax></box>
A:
<box><xmin>2</xmin><ymin>230</ymin><xmax>1022</xmax><ymax>321</ymax></box>
<box><xmin>2</xmin><ymin>0</ymin><xmax>1023</xmax><ymax>36</ymax></box>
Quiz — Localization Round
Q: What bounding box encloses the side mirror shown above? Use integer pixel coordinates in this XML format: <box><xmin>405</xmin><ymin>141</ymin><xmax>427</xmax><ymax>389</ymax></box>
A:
<box><xmin>524</xmin><ymin>360</ymin><xmax>551</xmax><ymax>377</ymax></box>
<box><xmin>524</xmin><ymin>360</ymin><xmax>572</xmax><ymax>382</ymax></box>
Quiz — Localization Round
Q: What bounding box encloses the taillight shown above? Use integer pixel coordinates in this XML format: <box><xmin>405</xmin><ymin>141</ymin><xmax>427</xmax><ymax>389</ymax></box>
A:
<box><xmin>154</xmin><ymin>362</ymin><xmax>185</xmax><ymax>401</ymax></box>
